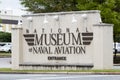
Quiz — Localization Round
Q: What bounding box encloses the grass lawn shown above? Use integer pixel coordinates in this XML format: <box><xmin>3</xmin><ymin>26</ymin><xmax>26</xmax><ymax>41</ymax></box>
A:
<box><xmin>0</xmin><ymin>52</ymin><xmax>11</xmax><ymax>57</ymax></box>
<box><xmin>0</xmin><ymin>68</ymin><xmax>120</xmax><ymax>73</ymax></box>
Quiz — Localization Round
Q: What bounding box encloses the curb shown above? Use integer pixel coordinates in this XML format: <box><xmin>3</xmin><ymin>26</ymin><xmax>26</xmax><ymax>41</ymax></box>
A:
<box><xmin>0</xmin><ymin>72</ymin><xmax>120</xmax><ymax>75</ymax></box>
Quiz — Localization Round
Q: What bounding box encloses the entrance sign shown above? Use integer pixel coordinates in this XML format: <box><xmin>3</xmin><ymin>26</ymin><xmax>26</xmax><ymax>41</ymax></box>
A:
<box><xmin>12</xmin><ymin>10</ymin><xmax>113</xmax><ymax>70</ymax></box>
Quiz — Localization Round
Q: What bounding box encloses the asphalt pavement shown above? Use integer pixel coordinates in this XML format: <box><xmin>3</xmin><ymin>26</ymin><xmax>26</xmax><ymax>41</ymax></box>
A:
<box><xmin>0</xmin><ymin>74</ymin><xmax>120</xmax><ymax>80</ymax></box>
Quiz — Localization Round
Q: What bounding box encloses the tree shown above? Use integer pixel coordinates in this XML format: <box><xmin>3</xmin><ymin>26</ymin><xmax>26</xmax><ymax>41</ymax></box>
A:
<box><xmin>20</xmin><ymin>0</ymin><xmax>120</xmax><ymax>42</ymax></box>
<box><xmin>20</xmin><ymin>0</ymin><xmax>79</xmax><ymax>13</ymax></box>
<box><xmin>77</xmin><ymin>0</ymin><xmax>120</xmax><ymax>42</ymax></box>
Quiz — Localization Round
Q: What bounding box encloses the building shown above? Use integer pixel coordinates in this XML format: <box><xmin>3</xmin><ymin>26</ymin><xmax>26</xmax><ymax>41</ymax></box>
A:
<box><xmin>0</xmin><ymin>9</ymin><xmax>21</xmax><ymax>33</ymax></box>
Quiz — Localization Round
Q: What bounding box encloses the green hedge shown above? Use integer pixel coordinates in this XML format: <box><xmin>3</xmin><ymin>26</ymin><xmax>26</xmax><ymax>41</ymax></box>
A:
<box><xmin>0</xmin><ymin>32</ymin><xmax>11</xmax><ymax>42</ymax></box>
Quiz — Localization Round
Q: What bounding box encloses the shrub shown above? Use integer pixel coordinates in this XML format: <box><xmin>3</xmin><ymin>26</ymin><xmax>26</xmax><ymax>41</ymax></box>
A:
<box><xmin>0</xmin><ymin>32</ymin><xmax>11</xmax><ymax>42</ymax></box>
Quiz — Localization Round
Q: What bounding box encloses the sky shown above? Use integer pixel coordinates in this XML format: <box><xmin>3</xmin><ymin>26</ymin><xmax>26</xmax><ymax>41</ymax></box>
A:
<box><xmin>0</xmin><ymin>0</ymin><xmax>27</xmax><ymax>15</ymax></box>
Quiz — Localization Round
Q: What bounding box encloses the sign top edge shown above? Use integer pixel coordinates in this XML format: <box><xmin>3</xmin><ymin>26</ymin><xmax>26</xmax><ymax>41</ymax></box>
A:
<box><xmin>22</xmin><ymin>10</ymin><xmax>100</xmax><ymax>17</ymax></box>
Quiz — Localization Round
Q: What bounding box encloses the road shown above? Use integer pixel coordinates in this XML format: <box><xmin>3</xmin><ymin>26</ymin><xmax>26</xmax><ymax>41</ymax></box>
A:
<box><xmin>0</xmin><ymin>74</ymin><xmax>120</xmax><ymax>80</ymax></box>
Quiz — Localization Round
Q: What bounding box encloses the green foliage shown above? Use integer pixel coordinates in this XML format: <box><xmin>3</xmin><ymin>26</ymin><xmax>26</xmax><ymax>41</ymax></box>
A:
<box><xmin>20</xmin><ymin>0</ymin><xmax>79</xmax><ymax>13</ymax></box>
<box><xmin>20</xmin><ymin>0</ymin><xmax>120</xmax><ymax>41</ymax></box>
<box><xmin>0</xmin><ymin>32</ymin><xmax>11</xmax><ymax>42</ymax></box>
<box><xmin>77</xmin><ymin>0</ymin><xmax>120</xmax><ymax>42</ymax></box>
